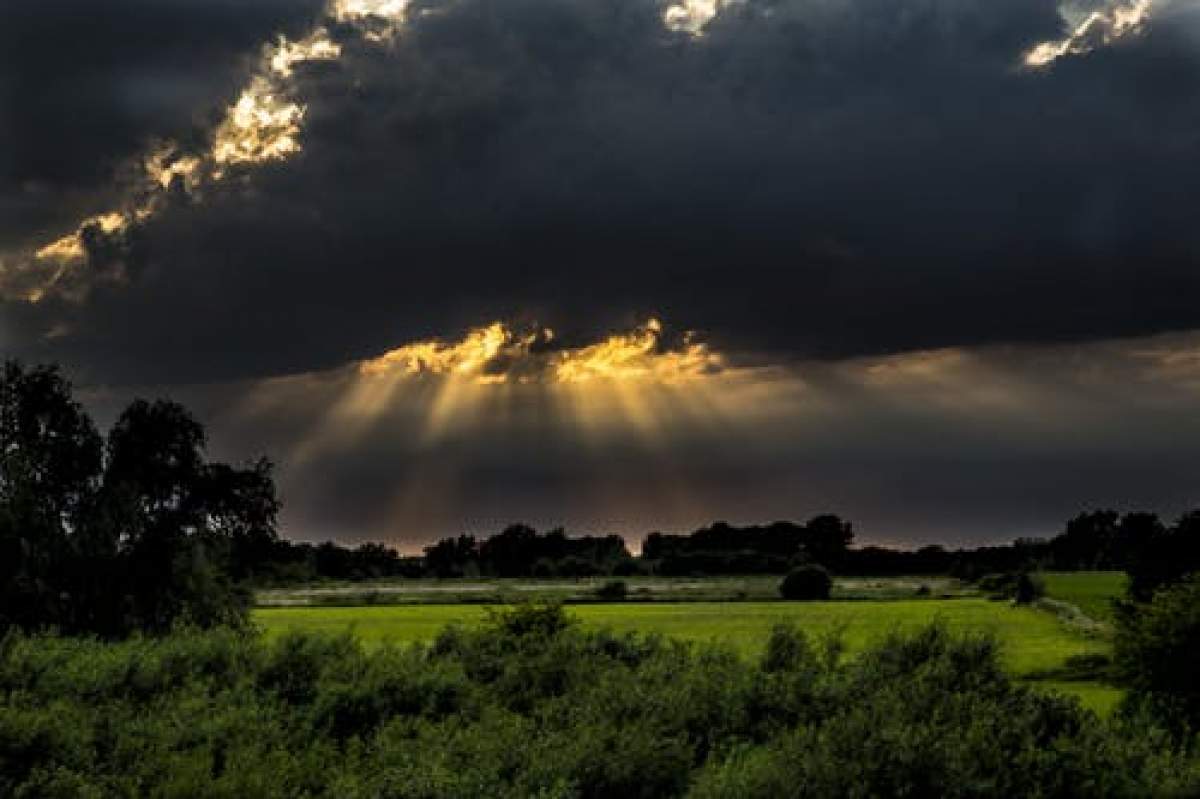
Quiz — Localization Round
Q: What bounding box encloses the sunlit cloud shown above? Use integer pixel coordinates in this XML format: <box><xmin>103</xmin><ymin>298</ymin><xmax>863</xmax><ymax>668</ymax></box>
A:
<box><xmin>359</xmin><ymin>318</ymin><xmax>724</xmax><ymax>385</ymax></box>
<box><xmin>664</xmin><ymin>0</ymin><xmax>721</xmax><ymax>34</ymax></box>
<box><xmin>221</xmin><ymin>316</ymin><xmax>810</xmax><ymax>520</ymax></box>
<box><xmin>0</xmin><ymin>1</ymin><xmax>406</xmax><ymax>306</ymax></box>
<box><xmin>1024</xmin><ymin>0</ymin><xmax>1153</xmax><ymax>68</ymax></box>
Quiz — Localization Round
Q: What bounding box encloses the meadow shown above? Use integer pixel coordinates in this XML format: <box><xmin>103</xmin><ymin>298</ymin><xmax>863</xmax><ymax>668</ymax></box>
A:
<box><xmin>1041</xmin><ymin>571</ymin><xmax>1129</xmax><ymax>621</ymax></box>
<box><xmin>256</xmin><ymin>593</ymin><xmax>1122</xmax><ymax>713</ymax></box>
<box><xmin>257</xmin><ymin>575</ymin><xmax>968</xmax><ymax>606</ymax></box>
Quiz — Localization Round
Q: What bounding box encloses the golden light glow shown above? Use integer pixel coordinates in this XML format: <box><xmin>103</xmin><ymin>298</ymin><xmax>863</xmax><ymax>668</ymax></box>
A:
<box><xmin>254</xmin><ymin>318</ymin><xmax>778</xmax><ymax>465</ymax></box>
<box><xmin>358</xmin><ymin>319</ymin><xmax>723</xmax><ymax>386</ymax></box>
<box><xmin>360</xmin><ymin>323</ymin><xmax>531</xmax><ymax>381</ymax></box>
<box><xmin>35</xmin><ymin>212</ymin><xmax>125</xmax><ymax>263</ymax></box>
<box><xmin>663</xmin><ymin>0</ymin><xmax>720</xmax><ymax>34</ymax></box>
<box><xmin>1024</xmin><ymin>0</ymin><xmax>1153</xmax><ymax>68</ymax></box>
<box><xmin>212</xmin><ymin>80</ymin><xmax>306</xmax><ymax>171</ymax></box>
<box><xmin>271</xmin><ymin>31</ymin><xmax>342</xmax><ymax>77</ymax></box>
<box><xmin>554</xmin><ymin>320</ymin><xmax>723</xmax><ymax>383</ymax></box>
<box><xmin>145</xmin><ymin>147</ymin><xmax>203</xmax><ymax>191</ymax></box>
<box><xmin>333</xmin><ymin>0</ymin><xmax>410</xmax><ymax>20</ymax></box>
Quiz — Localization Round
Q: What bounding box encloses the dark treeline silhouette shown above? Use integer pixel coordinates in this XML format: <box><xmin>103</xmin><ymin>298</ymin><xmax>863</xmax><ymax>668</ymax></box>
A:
<box><xmin>427</xmin><ymin>524</ymin><xmax>632</xmax><ymax>577</ymax></box>
<box><xmin>256</xmin><ymin>525</ymin><xmax>634</xmax><ymax>581</ymax></box>
<box><xmin>251</xmin><ymin>507</ymin><xmax>1200</xmax><ymax>592</ymax></box>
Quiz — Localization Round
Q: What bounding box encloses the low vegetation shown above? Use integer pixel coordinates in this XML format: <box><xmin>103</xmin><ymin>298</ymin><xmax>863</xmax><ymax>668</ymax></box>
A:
<box><xmin>1114</xmin><ymin>576</ymin><xmax>1200</xmax><ymax>734</ymax></box>
<box><xmin>778</xmin><ymin>565</ymin><xmax>832</xmax><ymax>601</ymax></box>
<box><xmin>255</xmin><ymin>598</ymin><xmax>1121</xmax><ymax>712</ymax></box>
<box><xmin>2</xmin><ymin>606</ymin><xmax>1197</xmax><ymax>798</ymax></box>
<box><xmin>5</xmin><ymin>361</ymin><xmax>1200</xmax><ymax>795</ymax></box>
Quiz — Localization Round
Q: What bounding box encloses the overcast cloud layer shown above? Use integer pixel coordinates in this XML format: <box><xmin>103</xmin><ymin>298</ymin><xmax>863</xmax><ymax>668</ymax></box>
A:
<box><xmin>3</xmin><ymin>0</ymin><xmax>1200</xmax><ymax>545</ymax></box>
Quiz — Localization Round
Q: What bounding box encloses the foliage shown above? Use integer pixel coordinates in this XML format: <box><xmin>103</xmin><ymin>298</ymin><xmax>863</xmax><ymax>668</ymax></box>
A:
<box><xmin>643</xmin><ymin>517</ymin><xmax>854</xmax><ymax>576</ymax></box>
<box><xmin>779</xmin><ymin>565</ymin><xmax>832</xmax><ymax>601</ymax></box>
<box><xmin>0</xmin><ymin>361</ymin><xmax>278</xmax><ymax>637</ymax></box>
<box><xmin>595</xmin><ymin>580</ymin><xmax>629</xmax><ymax>601</ymax></box>
<box><xmin>1014</xmin><ymin>572</ymin><xmax>1045</xmax><ymax>605</ymax></box>
<box><xmin>1</xmin><ymin>609</ymin><xmax>1196</xmax><ymax>797</ymax></box>
<box><xmin>1114</xmin><ymin>575</ymin><xmax>1200</xmax><ymax>733</ymax></box>
<box><xmin>1123</xmin><ymin>512</ymin><xmax>1200</xmax><ymax>601</ymax></box>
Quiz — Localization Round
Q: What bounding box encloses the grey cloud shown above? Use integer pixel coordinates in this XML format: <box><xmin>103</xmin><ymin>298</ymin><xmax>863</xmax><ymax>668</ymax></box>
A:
<box><xmin>8</xmin><ymin>0</ymin><xmax>1199</xmax><ymax>384</ymax></box>
<box><xmin>0</xmin><ymin>0</ymin><xmax>325</xmax><ymax>249</ymax></box>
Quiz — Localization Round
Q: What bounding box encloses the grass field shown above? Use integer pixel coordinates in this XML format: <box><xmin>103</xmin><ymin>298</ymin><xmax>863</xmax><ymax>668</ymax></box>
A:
<box><xmin>257</xmin><ymin>575</ymin><xmax>969</xmax><ymax>606</ymax></box>
<box><xmin>1041</xmin><ymin>571</ymin><xmax>1128</xmax><ymax>621</ymax></box>
<box><xmin>255</xmin><ymin>598</ymin><xmax>1122</xmax><ymax>714</ymax></box>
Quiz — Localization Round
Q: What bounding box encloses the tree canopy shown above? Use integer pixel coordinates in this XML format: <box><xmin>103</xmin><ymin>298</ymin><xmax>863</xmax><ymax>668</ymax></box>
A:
<box><xmin>0</xmin><ymin>361</ymin><xmax>279</xmax><ymax>637</ymax></box>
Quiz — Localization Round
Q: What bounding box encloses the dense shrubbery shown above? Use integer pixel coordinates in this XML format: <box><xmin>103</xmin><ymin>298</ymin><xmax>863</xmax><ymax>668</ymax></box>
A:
<box><xmin>1115</xmin><ymin>575</ymin><xmax>1200</xmax><ymax>734</ymax></box>
<box><xmin>778</xmin><ymin>565</ymin><xmax>832</xmax><ymax>600</ymax></box>
<box><xmin>974</xmin><ymin>571</ymin><xmax>1045</xmax><ymax>604</ymax></box>
<box><xmin>1</xmin><ymin>606</ymin><xmax>1196</xmax><ymax>797</ymax></box>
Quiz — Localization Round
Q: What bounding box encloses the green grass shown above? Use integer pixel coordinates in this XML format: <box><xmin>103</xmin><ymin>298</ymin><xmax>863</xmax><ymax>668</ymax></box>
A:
<box><xmin>255</xmin><ymin>598</ymin><xmax>1121</xmax><ymax>713</ymax></box>
<box><xmin>256</xmin><ymin>575</ymin><xmax>969</xmax><ymax>607</ymax></box>
<box><xmin>1041</xmin><ymin>571</ymin><xmax>1128</xmax><ymax>621</ymax></box>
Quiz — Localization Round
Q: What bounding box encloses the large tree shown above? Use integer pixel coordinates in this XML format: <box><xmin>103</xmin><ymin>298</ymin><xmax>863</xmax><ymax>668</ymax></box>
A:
<box><xmin>0</xmin><ymin>362</ymin><xmax>280</xmax><ymax>637</ymax></box>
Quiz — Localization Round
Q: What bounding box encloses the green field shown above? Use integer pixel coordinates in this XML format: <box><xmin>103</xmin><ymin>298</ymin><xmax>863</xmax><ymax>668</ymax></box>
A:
<box><xmin>1041</xmin><ymin>571</ymin><xmax>1128</xmax><ymax>621</ymax></box>
<box><xmin>257</xmin><ymin>575</ymin><xmax>968</xmax><ymax>606</ymax></box>
<box><xmin>255</xmin><ymin>598</ymin><xmax>1122</xmax><ymax>714</ymax></box>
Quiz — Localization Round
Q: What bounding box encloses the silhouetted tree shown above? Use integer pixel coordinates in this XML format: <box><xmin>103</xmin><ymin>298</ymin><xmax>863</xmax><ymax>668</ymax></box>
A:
<box><xmin>802</xmin><ymin>514</ymin><xmax>854</xmax><ymax>567</ymax></box>
<box><xmin>424</xmin><ymin>534</ymin><xmax>479</xmax><ymax>577</ymax></box>
<box><xmin>1125</xmin><ymin>511</ymin><xmax>1200</xmax><ymax>601</ymax></box>
<box><xmin>0</xmin><ymin>363</ymin><xmax>103</xmax><ymax>631</ymax></box>
<box><xmin>0</xmin><ymin>362</ymin><xmax>280</xmax><ymax>637</ymax></box>
<box><xmin>1052</xmin><ymin>510</ymin><xmax>1120</xmax><ymax>569</ymax></box>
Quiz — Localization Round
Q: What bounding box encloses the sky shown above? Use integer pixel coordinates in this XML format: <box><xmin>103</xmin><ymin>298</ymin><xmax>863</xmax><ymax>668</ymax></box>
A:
<box><xmin>3</xmin><ymin>0</ymin><xmax>1200</xmax><ymax>550</ymax></box>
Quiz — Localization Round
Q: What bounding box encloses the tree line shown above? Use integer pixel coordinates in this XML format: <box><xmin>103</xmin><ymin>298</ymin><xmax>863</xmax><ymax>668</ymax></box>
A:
<box><xmin>5</xmin><ymin>360</ymin><xmax>1200</xmax><ymax>635</ymax></box>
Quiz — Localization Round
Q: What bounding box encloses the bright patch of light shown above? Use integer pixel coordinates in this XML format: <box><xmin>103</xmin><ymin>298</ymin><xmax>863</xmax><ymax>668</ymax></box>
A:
<box><xmin>35</xmin><ymin>212</ymin><xmax>126</xmax><ymax>264</ymax></box>
<box><xmin>1024</xmin><ymin>0</ymin><xmax>1153</xmax><ymax>68</ymax></box>
<box><xmin>212</xmin><ymin>80</ymin><xmax>306</xmax><ymax>171</ymax></box>
<box><xmin>334</xmin><ymin>0</ymin><xmax>409</xmax><ymax>19</ymax></box>
<box><xmin>271</xmin><ymin>30</ymin><xmax>342</xmax><ymax>76</ymax></box>
<box><xmin>664</xmin><ymin>0</ymin><xmax>720</xmax><ymax>34</ymax></box>
<box><xmin>359</xmin><ymin>319</ymin><xmax>723</xmax><ymax>385</ymax></box>
<box><xmin>279</xmin><ymin>319</ymin><xmax>746</xmax><ymax>458</ymax></box>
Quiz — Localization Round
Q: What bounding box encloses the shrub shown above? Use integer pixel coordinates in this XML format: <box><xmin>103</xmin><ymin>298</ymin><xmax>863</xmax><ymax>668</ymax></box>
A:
<box><xmin>1114</xmin><ymin>574</ymin><xmax>1200</xmax><ymax>733</ymax></box>
<box><xmin>779</xmin><ymin>565</ymin><xmax>832</xmax><ymax>601</ymax></box>
<box><xmin>1014</xmin><ymin>572</ymin><xmax>1045</xmax><ymax>605</ymax></box>
<box><xmin>595</xmin><ymin>580</ymin><xmax>629</xmax><ymax>601</ymax></box>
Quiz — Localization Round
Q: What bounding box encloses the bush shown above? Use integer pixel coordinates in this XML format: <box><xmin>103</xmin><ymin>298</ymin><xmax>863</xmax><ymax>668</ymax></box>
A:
<box><xmin>976</xmin><ymin>571</ymin><xmax>1044</xmax><ymax>604</ymax></box>
<box><xmin>1014</xmin><ymin>572</ymin><xmax>1046</xmax><ymax>605</ymax></box>
<box><xmin>595</xmin><ymin>580</ymin><xmax>629</xmax><ymax>601</ymax></box>
<box><xmin>779</xmin><ymin>565</ymin><xmax>832</xmax><ymax>601</ymax></box>
<box><xmin>1114</xmin><ymin>574</ymin><xmax>1200</xmax><ymax>733</ymax></box>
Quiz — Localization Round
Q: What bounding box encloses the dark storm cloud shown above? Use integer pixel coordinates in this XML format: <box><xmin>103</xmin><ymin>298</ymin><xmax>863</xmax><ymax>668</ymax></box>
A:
<box><xmin>7</xmin><ymin>0</ymin><xmax>1200</xmax><ymax>384</ymax></box>
<box><xmin>0</xmin><ymin>0</ymin><xmax>325</xmax><ymax>249</ymax></box>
